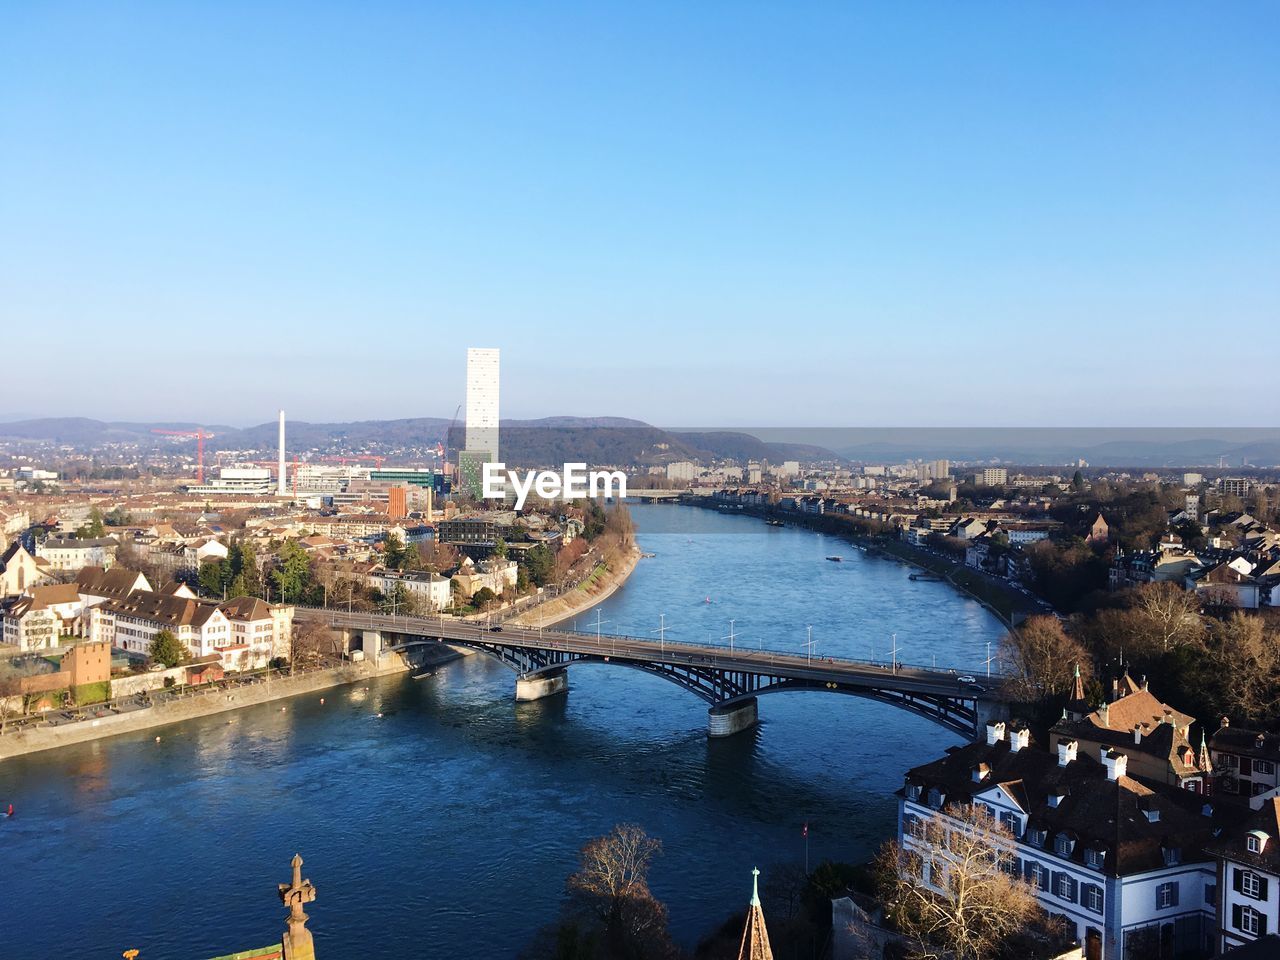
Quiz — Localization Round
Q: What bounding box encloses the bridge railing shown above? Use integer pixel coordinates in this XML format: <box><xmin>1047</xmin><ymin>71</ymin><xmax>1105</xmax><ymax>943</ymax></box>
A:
<box><xmin>295</xmin><ymin>605</ymin><xmax>1014</xmax><ymax>683</ymax></box>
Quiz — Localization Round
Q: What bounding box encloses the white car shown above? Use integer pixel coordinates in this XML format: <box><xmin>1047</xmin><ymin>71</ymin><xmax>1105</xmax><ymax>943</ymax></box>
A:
<box><xmin>957</xmin><ymin>675</ymin><xmax>977</xmax><ymax>684</ymax></box>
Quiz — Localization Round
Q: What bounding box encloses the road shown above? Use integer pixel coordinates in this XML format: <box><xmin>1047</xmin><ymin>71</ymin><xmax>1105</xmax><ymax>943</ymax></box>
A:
<box><xmin>297</xmin><ymin>607</ymin><xmax>1011</xmax><ymax>700</ymax></box>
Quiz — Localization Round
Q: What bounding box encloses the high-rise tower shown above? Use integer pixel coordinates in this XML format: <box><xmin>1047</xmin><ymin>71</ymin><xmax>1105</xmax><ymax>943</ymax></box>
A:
<box><xmin>460</xmin><ymin>348</ymin><xmax>500</xmax><ymax>497</ymax></box>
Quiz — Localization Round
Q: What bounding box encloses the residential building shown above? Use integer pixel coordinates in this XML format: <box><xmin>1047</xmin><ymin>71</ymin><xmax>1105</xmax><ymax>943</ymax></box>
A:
<box><xmin>368</xmin><ymin>569</ymin><xmax>452</xmax><ymax>612</ymax></box>
<box><xmin>218</xmin><ymin>596</ymin><xmax>294</xmax><ymax>670</ymax></box>
<box><xmin>1206</xmin><ymin>798</ymin><xmax>1280</xmax><ymax>952</ymax></box>
<box><xmin>1054</xmin><ymin>672</ymin><xmax>1209</xmax><ymax>791</ymax></box>
<box><xmin>980</xmin><ymin>467</ymin><xmax>1008</xmax><ymax>486</ymax></box>
<box><xmin>89</xmin><ymin>591</ymin><xmax>232</xmax><ymax>660</ymax></box>
<box><xmin>1209</xmin><ymin>723</ymin><xmax>1280</xmax><ymax>800</ymax></box>
<box><xmin>1189</xmin><ymin>563</ymin><xmax>1260</xmax><ymax>610</ymax></box>
<box><xmin>75</xmin><ymin>566</ymin><xmax>152</xmax><ymax>607</ymax></box>
<box><xmin>37</xmin><ymin>536</ymin><xmax>119</xmax><ymax>571</ymax></box>
<box><xmin>900</xmin><ymin>722</ymin><xmax>1218</xmax><ymax>960</ymax></box>
<box><xmin>450</xmin><ymin>556</ymin><xmax>518</xmax><ymax>600</ymax></box>
<box><xmin>1222</xmin><ymin>478</ymin><xmax>1255</xmax><ymax>499</ymax></box>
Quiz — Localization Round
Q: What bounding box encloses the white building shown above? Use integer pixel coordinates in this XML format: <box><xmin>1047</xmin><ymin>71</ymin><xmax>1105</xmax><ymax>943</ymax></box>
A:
<box><xmin>900</xmin><ymin>722</ymin><xmax>1218</xmax><ymax>959</ymax></box>
<box><xmin>368</xmin><ymin>569</ymin><xmax>453</xmax><ymax>612</ymax></box>
<box><xmin>185</xmin><ymin>466</ymin><xmax>275</xmax><ymax>497</ymax></box>
<box><xmin>1208</xmin><ymin>798</ymin><xmax>1280</xmax><ymax>951</ymax></box>
<box><xmin>465</xmin><ymin>347</ymin><xmax>500</xmax><ymax>461</ymax></box>
<box><xmin>666</xmin><ymin>461</ymin><xmax>698</xmax><ymax>483</ymax></box>
<box><xmin>37</xmin><ymin>536</ymin><xmax>119</xmax><ymax>572</ymax></box>
<box><xmin>981</xmin><ymin>467</ymin><xmax>1009</xmax><ymax>486</ymax></box>
<box><xmin>90</xmin><ymin>590</ymin><xmax>232</xmax><ymax>659</ymax></box>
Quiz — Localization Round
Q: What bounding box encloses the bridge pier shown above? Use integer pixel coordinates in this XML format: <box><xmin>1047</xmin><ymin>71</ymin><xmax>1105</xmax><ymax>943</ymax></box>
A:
<box><xmin>707</xmin><ymin>697</ymin><xmax>758</xmax><ymax>737</ymax></box>
<box><xmin>516</xmin><ymin>668</ymin><xmax>569</xmax><ymax>702</ymax></box>
<box><xmin>361</xmin><ymin>630</ymin><xmax>383</xmax><ymax>659</ymax></box>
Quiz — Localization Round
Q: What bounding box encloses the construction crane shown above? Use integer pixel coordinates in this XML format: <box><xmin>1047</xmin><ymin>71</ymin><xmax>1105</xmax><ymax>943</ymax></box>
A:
<box><xmin>152</xmin><ymin>428</ymin><xmax>214</xmax><ymax>484</ymax></box>
<box><xmin>443</xmin><ymin>403</ymin><xmax>462</xmax><ymax>461</ymax></box>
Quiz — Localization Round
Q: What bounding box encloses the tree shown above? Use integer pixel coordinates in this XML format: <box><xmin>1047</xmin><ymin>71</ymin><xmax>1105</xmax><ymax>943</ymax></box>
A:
<box><xmin>524</xmin><ymin>544</ymin><xmax>555</xmax><ymax>587</ymax></box>
<box><xmin>198</xmin><ymin>559</ymin><xmax>226</xmax><ymax>597</ymax></box>
<box><xmin>1131</xmin><ymin>581</ymin><xmax>1206</xmax><ymax>653</ymax></box>
<box><xmin>103</xmin><ymin>505</ymin><xmax>132</xmax><ymax>527</ymax></box>
<box><xmin>77</xmin><ymin>507</ymin><xmax>106</xmax><ymax>539</ymax></box>
<box><xmin>272</xmin><ymin>540</ymin><xmax>313</xmax><ymax>603</ymax></box>
<box><xmin>149</xmin><ymin>629</ymin><xmax>185</xmax><ymax>668</ymax></box>
<box><xmin>472</xmin><ymin>586</ymin><xmax>497</xmax><ymax>610</ymax></box>
<box><xmin>565</xmin><ymin>824</ymin><xmax>675</xmax><ymax>959</ymax></box>
<box><xmin>492</xmin><ymin>536</ymin><xmax>508</xmax><ymax>559</ymax></box>
<box><xmin>876</xmin><ymin>805</ymin><xmax>1055</xmax><ymax>960</ymax></box>
<box><xmin>1208</xmin><ymin>613</ymin><xmax>1280</xmax><ymax>727</ymax></box>
<box><xmin>382</xmin><ymin>533</ymin><xmax>409</xmax><ymax>571</ymax></box>
<box><xmin>998</xmin><ymin>615</ymin><xmax>1092</xmax><ymax>702</ymax></box>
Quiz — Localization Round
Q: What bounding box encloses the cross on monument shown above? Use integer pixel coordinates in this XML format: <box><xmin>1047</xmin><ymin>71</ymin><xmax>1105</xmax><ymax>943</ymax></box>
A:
<box><xmin>278</xmin><ymin>853</ymin><xmax>318</xmax><ymax>960</ymax></box>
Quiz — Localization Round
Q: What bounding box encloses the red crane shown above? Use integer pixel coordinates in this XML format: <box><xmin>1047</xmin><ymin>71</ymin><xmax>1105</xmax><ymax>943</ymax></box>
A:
<box><xmin>152</xmin><ymin>428</ymin><xmax>214</xmax><ymax>484</ymax></box>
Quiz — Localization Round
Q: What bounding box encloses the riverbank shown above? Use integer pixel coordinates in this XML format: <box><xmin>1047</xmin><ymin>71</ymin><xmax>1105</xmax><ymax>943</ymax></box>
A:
<box><xmin>0</xmin><ymin>644</ymin><xmax>460</xmax><ymax>762</ymax></box>
<box><xmin>684</xmin><ymin>499</ymin><xmax>1040</xmax><ymax>627</ymax></box>
<box><xmin>507</xmin><ymin>542</ymin><xmax>642</xmax><ymax>628</ymax></box>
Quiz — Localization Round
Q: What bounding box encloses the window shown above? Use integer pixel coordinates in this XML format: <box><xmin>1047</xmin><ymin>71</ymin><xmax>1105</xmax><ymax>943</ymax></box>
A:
<box><xmin>1241</xmin><ymin>906</ymin><xmax>1262</xmax><ymax>936</ymax></box>
<box><xmin>1204</xmin><ymin>884</ymin><xmax>1217</xmax><ymax>907</ymax></box>
<box><xmin>1055</xmin><ymin>835</ymin><xmax>1075</xmax><ymax>857</ymax></box>
<box><xmin>1084</xmin><ymin>884</ymin><xmax>1104</xmax><ymax>914</ymax></box>
<box><xmin>1000</xmin><ymin>811</ymin><xmax>1020</xmax><ymax>835</ymax></box>
<box><xmin>1029</xmin><ymin>828</ymin><xmax>1046</xmax><ymax>848</ymax></box>
<box><xmin>1156</xmin><ymin>882</ymin><xmax>1179</xmax><ymax>910</ymax></box>
<box><xmin>1055</xmin><ymin>872</ymin><xmax>1076</xmax><ymax>902</ymax></box>
<box><xmin>1257</xmin><ymin>759</ymin><xmax>1275</xmax><ymax>775</ymax></box>
<box><xmin>1162</xmin><ymin>847</ymin><xmax>1182</xmax><ymax>867</ymax></box>
<box><xmin>1086</xmin><ymin>848</ymin><xmax>1106</xmax><ymax>870</ymax></box>
<box><xmin>1243</xmin><ymin>872</ymin><xmax>1263</xmax><ymax>899</ymax></box>
<box><xmin>928</xmin><ymin>788</ymin><xmax>943</xmax><ymax>809</ymax></box>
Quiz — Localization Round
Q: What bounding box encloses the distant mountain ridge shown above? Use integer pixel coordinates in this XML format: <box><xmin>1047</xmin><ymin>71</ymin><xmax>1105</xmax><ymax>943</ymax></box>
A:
<box><xmin>0</xmin><ymin>416</ymin><xmax>842</xmax><ymax>467</ymax></box>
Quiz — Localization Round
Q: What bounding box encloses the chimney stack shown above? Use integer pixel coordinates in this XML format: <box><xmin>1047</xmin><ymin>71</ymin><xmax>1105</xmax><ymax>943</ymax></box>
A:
<box><xmin>277</xmin><ymin>409</ymin><xmax>287</xmax><ymax>497</ymax></box>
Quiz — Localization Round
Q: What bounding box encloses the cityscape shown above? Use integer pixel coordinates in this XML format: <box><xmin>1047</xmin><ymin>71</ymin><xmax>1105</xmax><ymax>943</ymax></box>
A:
<box><xmin>2</xmin><ymin>5</ymin><xmax>1278</xmax><ymax>960</ymax></box>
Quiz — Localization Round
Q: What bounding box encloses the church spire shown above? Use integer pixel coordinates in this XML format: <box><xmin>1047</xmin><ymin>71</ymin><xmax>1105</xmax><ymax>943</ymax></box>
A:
<box><xmin>1071</xmin><ymin>662</ymin><xmax>1084</xmax><ymax>703</ymax></box>
<box><xmin>1199</xmin><ymin>731</ymin><xmax>1213</xmax><ymax>774</ymax></box>
<box><xmin>738</xmin><ymin>867</ymin><xmax>774</xmax><ymax>960</ymax></box>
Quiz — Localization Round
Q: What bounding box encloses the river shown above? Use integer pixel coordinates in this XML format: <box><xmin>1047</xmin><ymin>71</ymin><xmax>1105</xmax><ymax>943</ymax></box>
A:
<box><xmin>0</xmin><ymin>504</ymin><xmax>1004</xmax><ymax>959</ymax></box>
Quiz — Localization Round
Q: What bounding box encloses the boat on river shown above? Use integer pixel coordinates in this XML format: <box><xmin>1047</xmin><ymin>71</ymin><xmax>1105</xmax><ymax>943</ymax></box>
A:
<box><xmin>826</xmin><ymin>556</ymin><xmax>844</xmax><ymax>562</ymax></box>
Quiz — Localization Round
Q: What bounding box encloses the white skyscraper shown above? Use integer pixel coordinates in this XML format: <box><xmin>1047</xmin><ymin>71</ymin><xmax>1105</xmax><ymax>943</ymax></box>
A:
<box><xmin>465</xmin><ymin>347</ymin><xmax>500</xmax><ymax>458</ymax></box>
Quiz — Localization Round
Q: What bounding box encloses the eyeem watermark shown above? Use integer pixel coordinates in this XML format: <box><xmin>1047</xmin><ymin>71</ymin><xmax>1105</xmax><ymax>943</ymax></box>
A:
<box><xmin>482</xmin><ymin>462</ymin><xmax>628</xmax><ymax>510</ymax></box>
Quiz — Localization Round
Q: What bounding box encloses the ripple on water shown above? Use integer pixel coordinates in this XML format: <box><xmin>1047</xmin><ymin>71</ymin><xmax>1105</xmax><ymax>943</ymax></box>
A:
<box><xmin>0</xmin><ymin>505</ymin><xmax>1004</xmax><ymax>960</ymax></box>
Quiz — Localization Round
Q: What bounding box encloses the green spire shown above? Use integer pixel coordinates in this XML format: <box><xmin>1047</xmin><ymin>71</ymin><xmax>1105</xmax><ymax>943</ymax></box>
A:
<box><xmin>1074</xmin><ymin>662</ymin><xmax>1081</xmax><ymax>678</ymax></box>
<box><xmin>751</xmin><ymin>867</ymin><xmax>761</xmax><ymax>907</ymax></box>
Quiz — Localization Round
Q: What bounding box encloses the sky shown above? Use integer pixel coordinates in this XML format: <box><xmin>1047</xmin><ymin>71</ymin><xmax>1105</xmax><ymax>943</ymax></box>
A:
<box><xmin>1</xmin><ymin>2</ymin><xmax>1277</xmax><ymax>428</ymax></box>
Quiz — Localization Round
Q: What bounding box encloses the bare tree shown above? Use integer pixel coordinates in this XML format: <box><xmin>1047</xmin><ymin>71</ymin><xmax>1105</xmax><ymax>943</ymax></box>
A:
<box><xmin>997</xmin><ymin>615</ymin><xmax>1092</xmax><ymax>701</ymax></box>
<box><xmin>1210</xmin><ymin>613</ymin><xmax>1280</xmax><ymax>725</ymax></box>
<box><xmin>876</xmin><ymin>805</ymin><xmax>1052</xmax><ymax>960</ymax></box>
<box><xmin>566</xmin><ymin>823</ymin><xmax>675</xmax><ymax>956</ymax></box>
<box><xmin>1132</xmin><ymin>582</ymin><xmax>1206</xmax><ymax>651</ymax></box>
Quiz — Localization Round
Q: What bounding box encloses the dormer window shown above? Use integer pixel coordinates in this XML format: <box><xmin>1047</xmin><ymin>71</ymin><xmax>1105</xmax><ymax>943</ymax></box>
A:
<box><xmin>1054</xmin><ymin>834</ymin><xmax>1075</xmax><ymax>857</ymax></box>
<box><xmin>1247</xmin><ymin>831</ymin><xmax>1269</xmax><ymax>854</ymax></box>
<box><xmin>1162</xmin><ymin>847</ymin><xmax>1182</xmax><ymax>866</ymax></box>
<box><xmin>906</xmin><ymin>783</ymin><xmax>922</xmax><ymax>801</ymax></box>
<box><xmin>1029</xmin><ymin>828</ymin><xmax>1047</xmax><ymax>848</ymax></box>
<box><xmin>928</xmin><ymin>788</ymin><xmax>944</xmax><ymax>809</ymax></box>
<box><xmin>1086</xmin><ymin>849</ymin><xmax>1106</xmax><ymax>870</ymax></box>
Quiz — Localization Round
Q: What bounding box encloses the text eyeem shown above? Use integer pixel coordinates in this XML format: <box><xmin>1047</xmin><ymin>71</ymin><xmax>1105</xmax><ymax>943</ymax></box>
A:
<box><xmin>482</xmin><ymin>462</ymin><xmax>628</xmax><ymax>510</ymax></box>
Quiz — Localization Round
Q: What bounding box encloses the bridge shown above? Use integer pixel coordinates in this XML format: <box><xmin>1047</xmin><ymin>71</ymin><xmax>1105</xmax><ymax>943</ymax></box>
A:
<box><xmin>297</xmin><ymin>608</ymin><xmax>1012</xmax><ymax>739</ymax></box>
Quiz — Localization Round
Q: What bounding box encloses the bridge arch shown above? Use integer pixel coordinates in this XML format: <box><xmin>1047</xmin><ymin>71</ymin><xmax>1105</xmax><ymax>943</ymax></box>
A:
<box><xmin>398</xmin><ymin>635</ymin><xmax>987</xmax><ymax>740</ymax></box>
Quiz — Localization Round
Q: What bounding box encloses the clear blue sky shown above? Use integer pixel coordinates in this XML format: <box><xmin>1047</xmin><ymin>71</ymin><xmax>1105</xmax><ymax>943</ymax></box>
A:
<box><xmin>2</xmin><ymin>2</ymin><xmax>1276</xmax><ymax>428</ymax></box>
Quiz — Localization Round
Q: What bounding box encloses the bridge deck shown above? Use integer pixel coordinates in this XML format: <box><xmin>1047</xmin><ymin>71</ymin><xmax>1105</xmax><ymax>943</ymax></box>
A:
<box><xmin>298</xmin><ymin>607</ymin><xmax>1011</xmax><ymax>701</ymax></box>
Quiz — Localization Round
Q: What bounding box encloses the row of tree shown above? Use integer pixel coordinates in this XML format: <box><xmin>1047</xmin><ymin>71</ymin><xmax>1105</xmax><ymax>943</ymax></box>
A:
<box><xmin>1000</xmin><ymin>580</ymin><xmax>1280</xmax><ymax>731</ymax></box>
